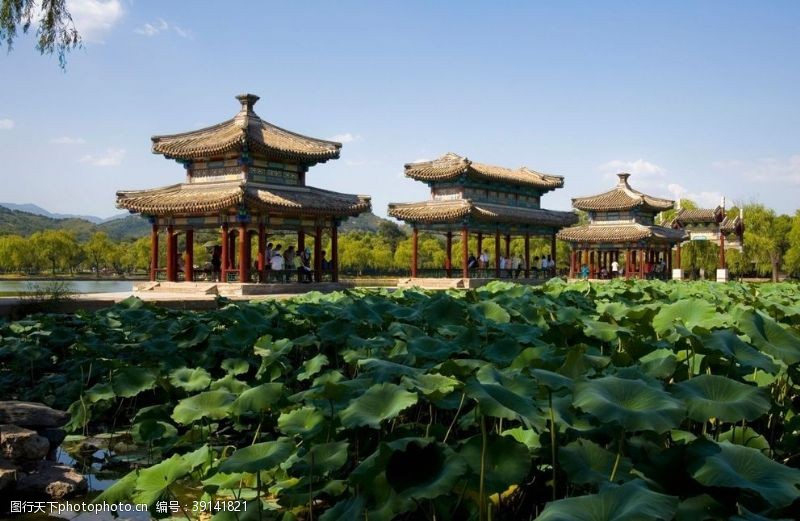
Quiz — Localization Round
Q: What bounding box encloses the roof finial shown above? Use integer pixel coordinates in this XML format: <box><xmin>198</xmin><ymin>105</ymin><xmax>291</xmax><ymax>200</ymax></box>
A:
<box><xmin>617</xmin><ymin>172</ymin><xmax>631</xmax><ymax>187</ymax></box>
<box><xmin>676</xmin><ymin>198</ymin><xmax>682</xmax><ymax>210</ymax></box>
<box><xmin>720</xmin><ymin>196</ymin><xmax>726</xmax><ymax>210</ymax></box>
<box><xmin>739</xmin><ymin>207</ymin><xmax>743</xmax><ymax>219</ymax></box>
<box><xmin>235</xmin><ymin>93</ymin><xmax>260</xmax><ymax>113</ymax></box>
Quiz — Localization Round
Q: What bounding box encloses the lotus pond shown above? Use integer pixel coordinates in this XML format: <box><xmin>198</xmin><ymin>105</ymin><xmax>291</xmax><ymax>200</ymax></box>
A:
<box><xmin>1</xmin><ymin>280</ymin><xmax>800</xmax><ymax>520</ymax></box>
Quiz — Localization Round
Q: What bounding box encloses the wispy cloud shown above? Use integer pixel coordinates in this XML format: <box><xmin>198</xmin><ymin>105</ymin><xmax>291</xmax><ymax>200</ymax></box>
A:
<box><xmin>329</xmin><ymin>133</ymin><xmax>361</xmax><ymax>144</ymax></box>
<box><xmin>711</xmin><ymin>159</ymin><xmax>743</xmax><ymax>170</ymax></box>
<box><xmin>80</xmin><ymin>148</ymin><xmax>125</xmax><ymax>167</ymax></box>
<box><xmin>68</xmin><ymin>0</ymin><xmax>125</xmax><ymax>42</ymax></box>
<box><xmin>667</xmin><ymin>183</ymin><xmax>725</xmax><ymax>208</ymax></box>
<box><xmin>0</xmin><ymin>118</ymin><xmax>14</xmax><ymax>130</ymax></box>
<box><xmin>743</xmin><ymin>155</ymin><xmax>800</xmax><ymax>186</ymax></box>
<box><xmin>135</xmin><ymin>17</ymin><xmax>192</xmax><ymax>38</ymax></box>
<box><xmin>50</xmin><ymin>136</ymin><xmax>86</xmax><ymax>145</ymax></box>
<box><xmin>598</xmin><ymin>158</ymin><xmax>666</xmax><ymax>176</ymax></box>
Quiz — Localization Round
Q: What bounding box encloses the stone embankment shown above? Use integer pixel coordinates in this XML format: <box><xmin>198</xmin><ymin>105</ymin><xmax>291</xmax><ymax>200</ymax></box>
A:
<box><xmin>0</xmin><ymin>401</ymin><xmax>86</xmax><ymax>499</ymax></box>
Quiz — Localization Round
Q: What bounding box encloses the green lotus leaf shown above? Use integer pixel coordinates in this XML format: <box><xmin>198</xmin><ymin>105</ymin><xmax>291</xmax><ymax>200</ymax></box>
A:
<box><xmin>501</xmin><ymin>427</ymin><xmax>541</xmax><ymax>452</ymax></box>
<box><xmin>84</xmin><ymin>382</ymin><xmax>115</xmax><ymax>403</ymax></box>
<box><xmin>209</xmin><ymin>374</ymin><xmax>250</xmax><ymax>394</ymax></box>
<box><xmin>221</xmin><ymin>357</ymin><xmax>250</xmax><ymax>375</ymax></box>
<box><xmin>298</xmin><ymin>353</ymin><xmax>329</xmax><ymax>381</ymax></box>
<box><xmin>536</xmin><ymin>479</ymin><xmax>679</xmax><ymax>521</ymax></box>
<box><xmin>358</xmin><ymin>359</ymin><xmax>419</xmax><ymax>381</ymax></box>
<box><xmin>385</xmin><ymin>440</ymin><xmax>467</xmax><ymax>501</ymax></box>
<box><xmin>131</xmin><ymin>419</ymin><xmax>178</xmax><ymax>444</ymax></box>
<box><xmin>652</xmin><ymin>299</ymin><xmax>723</xmax><ymax>336</ymax></box>
<box><xmin>278</xmin><ymin>406</ymin><xmax>326</xmax><ymax>437</ymax></box>
<box><xmin>675</xmin><ymin>494</ymin><xmax>727</xmax><ymax>521</ymax></box>
<box><xmin>718</xmin><ymin>426</ymin><xmax>770</xmax><ymax>453</ymax></box>
<box><xmin>92</xmin><ymin>469</ymin><xmax>137</xmax><ymax>505</ymax></box>
<box><xmin>407</xmin><ymin>335</ymin><xmax>461</xmax><ymax>360</ymax></box>
<box><xmin>700</xmin><ymin>329</ymin><xmax>779</xmax><ymax>373</ymax></box>
<box><xmin>319</xmin><ymin>496</ymin><xmax>365</xmax><ymax>521</ymax></box>
<box><xmin>422</xmin><ymin>296</ymin><xmax>468</xmax><ymax>329</ymax></box>
<box><xmin>169</xmin><ymin>367</ymin><xmax>212</xmax><ymax>392</ymax></box>
<box><xmin>638</xmin><ymin>348</ymin><xmax>677</xmax><ymax>379</ymax></box>
<box><xmin>465</xmin><ymin>378</ymin><xmax>540</xmax><ymax>424</ymax></box>
<box><xmin>132</xmin><ymin>453</ymin><xmax>191</xmax><ymax>505</ymax></box>
<box><xmin>292</xmin><ymin>440</ymin><xmax>349</xmax><ymax>475</ymax></box>
<box><xmin>734</xmin><ymin>309</ymin><xmax>800</xmax><ymax>365</ymax></box>
<box><xmin>560</xmin><ymin>438</ymin><xmax>633</xmax><ymax>484</ymax></box>
<box><xmin>472</xmin><ymin>301</ymin><xmax>511</xmax><ymax>323</ymax></box>
<box><xmin>218</xmin><ymin>439</ymin><xmax>294</xmax><ymax>474</ymax></box>
<box><xmin>573</xmin><ymin>376</ymin><xmax>684</xmax><ymax>433</ymax></box>
<box><xmin>171</xmin><ymin>390</ymin><xmax>236</xmax><ymax>425</ymax></box>
<box><xmin>339</xmin><ymin>383</ymin><xmax>418</xmax><ymax>429</ymax></box>
<box><xmin>672</xmin><ymin>374</ymin><xmax>770</xmax><ymax>423</ymax></box>
<box><xmin>111</xmin><ymin>367</ymin><xmax>157</xmax><ymax>398</ymax></box>
<box><xmin>230</xmin><ymin>382</ymin><xmax>283</xmax><ymax>415</ymax></box>
<box><xmin>582</xmin><ymin>318</ymin><xmax>626</xmax><ymax>342</ymax></box>
<box><xmin>530</xmin><ymin>369</ymin><xmax>573</xmax><ymax>391</ymax></box>
<box><xmin>458</xmin><ymin>433</ymin><xmax>531</xmax><ymax>495</ymax></box>
<box><xmin>401</xmin><ymin>372</ymin><xmax>461</xmax><ymax>397</ymax></box>
<box><xmin>688</xmin><ymin>440</ymin><xmax>800</xmax><ymax>507</ymax></box>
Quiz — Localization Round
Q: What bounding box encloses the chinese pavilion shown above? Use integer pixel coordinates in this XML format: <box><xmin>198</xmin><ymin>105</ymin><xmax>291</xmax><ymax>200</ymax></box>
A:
<box><xmin>557</xmin><ymin>173</ymin><xmax>686</xmax><ymax>279</ymax></box>
<box><xmin>117</xmin><ymin>94</ymin><xmax>371</xmax><ymax>284</ymax></box>
<box><xmin>387</xmin><ymin>153</ymin><xmax>577</xmax><ymax>279</ymax></box>
<box><xmin>669</xmin><ymin>200</ymin><xmax>744</xmax><ymax>280</ymax></box>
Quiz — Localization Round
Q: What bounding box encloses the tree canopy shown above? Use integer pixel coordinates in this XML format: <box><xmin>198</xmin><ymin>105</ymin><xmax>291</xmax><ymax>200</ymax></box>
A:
<box><xmin>1</xmin><ymin>0</ymin><xmax>80</xmax><ymax>67</ymax></box>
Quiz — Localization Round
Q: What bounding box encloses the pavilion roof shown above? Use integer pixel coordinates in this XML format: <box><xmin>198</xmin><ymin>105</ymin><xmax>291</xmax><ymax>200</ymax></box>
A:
<box><xmin>669</xmin><ymin>206</ymin><xmax>723</xmax><ymax>225</ymax></box>
<box><xmin>404</xmin><ymin>153</ymin><xmax>565</xmax><ymax>191</ymax></box>
<box><xmin>116</xmin><ymin>181</ymin><xmax>370</xmax><ymax>217</ymax></box>
<box><xmin>387</xmin><ymin>199</ymin><xmax>577</xmax><ymax>227</ymax></box>
<box><xmin>150</xmin><ymin>94</ymin><xmax>341</xmax><ymax>165</ymax></box>
<box><xmin>721</xmin><ymin>214</ymin><xmax>744</xmax><ymax>233</ymax></box>
<box><xmin>572</xmin><ymin>173</ymin><xmax>674</xmax><ymax>212</ymax></box>
<box><xmin>557</xmin><ymin>223</ymin><xmax>686</xmax><ymax>244</ymax></box>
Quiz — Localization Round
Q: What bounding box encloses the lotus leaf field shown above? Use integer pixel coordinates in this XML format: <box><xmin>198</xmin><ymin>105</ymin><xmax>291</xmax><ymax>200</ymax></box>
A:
<box><xmin>2</xmin><ymin>280</ymin><xmax>800</xmax><ymax>520</ymax></box>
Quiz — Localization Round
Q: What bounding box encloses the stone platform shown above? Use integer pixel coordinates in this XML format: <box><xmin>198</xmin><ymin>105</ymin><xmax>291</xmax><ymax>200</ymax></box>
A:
<box><xmin>397</xmin><ymin>277</ymin><xmax>547</xmax><ymax>289</ymax></box>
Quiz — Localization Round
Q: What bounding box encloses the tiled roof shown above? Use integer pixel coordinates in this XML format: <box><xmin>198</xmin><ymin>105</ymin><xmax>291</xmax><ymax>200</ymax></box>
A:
<box><xmin>150</xmin><ymin>94</ymin><xmax>341</xmax><ymax>165</ymax></box>
<box><xmin>670</xmin><ymin>207</ymin><xmax>723</xmax><ymax>225</ymax></box>
<box><xmin>572</xmin><ymin>173</ymin><xmax>674</xmax><ymax>212</ymax></box>
<box><xmin>387</xmin><ymin>198</ymin><xmax>577</xmax><ymax>227</ymax></box>
<box><xmin>116</xmin><ymin>181</ymin><xmax>370</xmax><ymax>217</ymax></box>
<box><xmin>404</xmin><ymin>153</ymin><xmax>565</xmax><ymax>190</ymax></box>
<box><xmin>557</xmin><ymin>223</ymin><xmax>686</xmax><ymax>243</ymax></box>
<box><xmin>721</xmin><ymin>215</ymin><xmax>744</xmax><ymax>233</ymax></box>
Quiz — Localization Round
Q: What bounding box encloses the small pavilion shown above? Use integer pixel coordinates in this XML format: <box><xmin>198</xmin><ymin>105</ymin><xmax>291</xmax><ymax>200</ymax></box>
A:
<box><xmin>669</xmin><ymin>200</ymin><xmax>744</xmax><ymax>280</ymax></box>
<box><xmin>557</xmin><ymin>173</ymin><xmax>686</xmax><ymax>279</ymax></box>
<box><xmin>387</xmin><ymin>153</ymin><xmax>577</xmax><ymax>279</ymax></box>
<box><xmin>117</xmin><ymin>94</ymin><xmax>371</xmax><ymax>284</ymax></box>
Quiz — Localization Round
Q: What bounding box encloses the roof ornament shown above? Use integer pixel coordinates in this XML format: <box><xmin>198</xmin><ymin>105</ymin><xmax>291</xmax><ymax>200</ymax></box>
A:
<box><xmin>720</xmin><ymin>196</ymin><xmax>726</xmax><ymax>210</ymax></box>
<box><xmin>739</xmin><ymin>207</ymin><xmax>743</xmax><ymax>219</ymax></box>
<box><xmin>676</xmin><ymin>198</ymin><xmax>682</xmax><ymax>211</ymax></box>
<box><xmin>617</xmin><ymin>173</ymin><xmax>631</xmax><ymax>187</ymax></box>
<box><xmin>234</xmin><ymin>93</ymin><xmax>260</xmax><ymax>130</ymax></box>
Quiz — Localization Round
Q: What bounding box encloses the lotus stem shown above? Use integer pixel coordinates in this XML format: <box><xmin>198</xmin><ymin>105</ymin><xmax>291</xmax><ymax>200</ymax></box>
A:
<box><xmin>479</xmin><ymin>414</ymin><xmax>488</xmax><ymax>521</ymax></box>
<box><xmin>609</xmin><ymin>430</ymin><xmax>624</xmax><ymax>482</ymax></box>
<box><xmin>549</xmin><ymin>391</ymin><xmax>557</xmax><ymax>501</ymax></box>
<box><xmin>443</xmin><ymin>392</ymin><xmax>466</xmax><ymax>444</ymax></box>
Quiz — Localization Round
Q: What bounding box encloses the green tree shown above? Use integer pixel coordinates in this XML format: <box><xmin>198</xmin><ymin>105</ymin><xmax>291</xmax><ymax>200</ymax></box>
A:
<box><xmin>0</xmin><ymin>0</ymin><xmax>80</xmax><ymax>67</ymax></box>
<box><xmin>784</xmin><ymin>210</ymin><xmax>800</xmax><ymax>277</ymax></box>
<box><xmin>743</xmin><ymin>204</ymin><xmax>792</xmax><ymax>281</ymax></box>
<box><xmin>29</xmin><ymin>229</ymin><xmax>78</xmax><ymax>275</ymax></box>
<box><xmin>84</xmin><ymin>232</ymin><xmax>114</xmax><ymax>277</ymax></box>
<box><xmin>376</xmin><ymin>220</ymin><xmax>406</xmax><ymax>252</ymax></box>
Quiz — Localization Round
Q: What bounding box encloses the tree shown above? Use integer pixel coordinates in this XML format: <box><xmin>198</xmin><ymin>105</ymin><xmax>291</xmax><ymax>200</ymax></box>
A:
<box><xmin>784</xmin><ymin>210</ymin><xmax>800</xmax><ymax>277</ymax></box>
<box><xmin>0</xmin><ymin>0</ymin><xmax>80</xmax><ymax>67</ymax></box>
<box><xmin>376</xmin><ymin>221</ymin><xmax>406</xmax><ymax>252</ymax></box>
<box><xmin>29</xmin><ymin>229</ymin><xmax>78</xmax><ymax>275</ymax></box>
<box><xmin>743</xmin><ymin>204</ymin><xmax>792</xmax><ymax>282</ymax></box>
<box><xmin>84</xmin><ymin>232</ymin><xmax>113</xmax><ymax>277</ymax></box>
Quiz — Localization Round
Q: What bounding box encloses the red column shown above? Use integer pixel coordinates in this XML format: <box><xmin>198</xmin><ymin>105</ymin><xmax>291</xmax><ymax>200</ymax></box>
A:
<box><xmin>298</xmin><ymin>229</ymin><xmax>305</xmax><ymax>252</ymax></box>
<box><xmin>185</xmin><ymin>229</ymin><xmax>194</xmax><ymax>282</ymax></box>
<box><xmin>331</xmin><ymin>222</ymin><xmax>339</xmax><ymax>282</ymax></box>
<box><xmin>411</xmin><ymin>227</ymin><xmax>419</xmax><ymax>278</ymax></box>
<box><xmin>625</xmin><ymin>249</ymin><xmax>631</xmax><ymax>279</ymax></box>
<box><xmin>150</xmin><ymin>224</ymin><xmax>159</xmax><ymax>281</ymax></box>
<box><xmin>524</xmin><ymin>232</ymin><xmax>530</xmax><ymax>278</ymax></box>
<box><xmin>590</xmin><ymin>251</ymin><xmax>596</xmax><ymax>279</ymax></box>
<box><xmin>504</xmin><ymin>234</ymin><xmax>511</xmax><ymax>258</ymax></box>
<box><xmin>719</xmin><ymin>233</ymin><xmax>726</xmax><ymax>269</ymax></box>
<box><xmin>550</xmin><ymin>234</ymin><xmax>557</xmax><ymax>267</ymax></box>
<box><xmin>228</xmin><ymin>231</ymin><xmax>236</xmax><ymax>271</ymax></box>
<box><xmin>166</xmin><ymin>225</ymin><xmax>176</xmax><ymax>282</ymax></box>
<box><xmin>257</xmin><ymin>222</ymin><xmax>266</xmax><ymax>282</ymax></box>
<box><xmin>494</xmin><ymin>229</ymin><xmax>501</xmax><ymax>278</ymax></box>
<box><xmin>569</xmin><ymin>249</ymin><xmax>575</xmax><ymax>278</ymax></box>
<box><xmin>639</xmin><ymin>249</ymin><xmax>646</xmax><ymax>279</ymax></box>
<box><xmin>461</xmin><ymin>227</ymin><xmax>469</xmax><ymax>279</ymax></box>
<box><xmin>314</xmin><ymin>225</ymin><xmax>322</xmax><ymax>282</ymax></box>
<box><xmin>445</xmin><ymin>231</ymin><xmax>453</xmax><ymax>278</ymax></box>
<box><xmin>667</xmin><ymin>247</ymin><xmax>672</xmax><ymax>272</ymax></box>
<box><xmin>239</xmin><ymin>222</ymin><xmax>248</xmax><ymax>283</ymax></box>
<box><xmin>220</xmin><ymin>223</ymin><xmax>228</xmax><ymax>282</ymax></box>
<box><xmin>676</xmin><ymin>243</ymin><xmax>682</xmax><ymax>270</ymax></box>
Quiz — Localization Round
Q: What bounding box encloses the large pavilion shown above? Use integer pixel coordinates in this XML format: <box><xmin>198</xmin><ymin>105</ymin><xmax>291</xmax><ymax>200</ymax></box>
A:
<box><xmin>117</xmin><ymin>94</ymin><xmax>371</xmax><ymax>284</ymax></box>
<box><xmin>388</xmin><ymin>153</ymin><xmax>577</xmax><ymax>279</ymax></box>
<box><xmin>669</xmin><ymin>201</ymin><xmax>744</xmax><ymax>281</ymax></box>
<box><xmin>557</xmin><ymin>173</ymin><xmax>686</xmax><ymax>279</ymax></box>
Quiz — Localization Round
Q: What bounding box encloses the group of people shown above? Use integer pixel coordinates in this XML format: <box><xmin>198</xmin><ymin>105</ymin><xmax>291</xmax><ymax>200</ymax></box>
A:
<box><xmin>584</xmin><ymin>258</ymin><xmax>670</xmax><ymax>279</ymax></box>
<box><xmin>205</xmin><ymin>242</ymin><xmax>331</xmax><ymax>283</ymax></box>
<box><xmin>466</xmin><ymin>251</ymin><xmax>557</xmax><ymax>278</ymax></box>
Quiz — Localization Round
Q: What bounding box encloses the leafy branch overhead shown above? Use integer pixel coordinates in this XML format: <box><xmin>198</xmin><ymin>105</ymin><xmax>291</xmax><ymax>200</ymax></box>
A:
<box><xmin>0</xmin><ymin>0</ymin><xmax>80</xmax><ymax>67</ymax></box>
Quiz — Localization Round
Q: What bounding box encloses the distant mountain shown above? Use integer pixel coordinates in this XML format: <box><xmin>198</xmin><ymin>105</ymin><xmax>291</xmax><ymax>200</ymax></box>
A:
<box><xmin>0</xmin><ymin>202</ymin><xmax>110</xmax><ymax>224</ymax></box>
<box><xmin>340</xmin><ymin>211</ymin><xmax>395</xmax><ymax>233</ymax></box>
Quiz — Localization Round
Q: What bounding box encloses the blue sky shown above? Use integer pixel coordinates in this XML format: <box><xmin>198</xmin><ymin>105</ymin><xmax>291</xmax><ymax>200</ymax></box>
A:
<box><xmin>1</xmin><ymin>1</ymin><xmax>798</xmax><ymax>219</ymax></box>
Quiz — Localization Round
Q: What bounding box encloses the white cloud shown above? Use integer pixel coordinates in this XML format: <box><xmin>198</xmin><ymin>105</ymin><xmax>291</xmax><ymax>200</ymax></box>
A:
<box><xmin>68</xmin><ymin>0</ymin><xmax>124</xmax><ymax>42</ymax></box>
<box><xmin>50</xmin><ymin>136</ymin><xmax>86</xmax><ymax>144</ymax></box>
<box><xmin>0</xmin><ymin>119</ymin><xmax>14</xmax><ymax>130</ymax></box>
<box><xmin>80</xmin><ymin>148</ymin><xmax>125</xmax><ymax>167</ymax></box>
<box><xmin>668</xmin><ymin>183</ymin><xmax>725</xmax><ymax>208</ymax></box>
<box><xmin>135</xmin><ymin>17</ymin><xmax>191</xmax><ymax>38</ymax></box>
<box><xmin>711</xmin><ymin>159</ymin><xmax>743</xmax><ymax>170</ymax></box>
<box><xmin>743</xmin><ymin>155</ymin><xmax>800</xmax><ymax>186</ymax></box>
<box><xmin>329</xmin><ymin>133</ymin><xmax>361</xmax><ymax>144</ymax></box>
<box><xmin>598</xmin><ymin>158</ymin><xmax>665</xmax><ymax>176</ymax></box>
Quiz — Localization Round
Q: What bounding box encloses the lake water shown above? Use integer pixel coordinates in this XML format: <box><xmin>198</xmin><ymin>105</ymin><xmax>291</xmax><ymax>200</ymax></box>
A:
<box><xmin>0</xmin><ymin>280</ymin><xmax>134</xmax><ymax>295</ymax></box>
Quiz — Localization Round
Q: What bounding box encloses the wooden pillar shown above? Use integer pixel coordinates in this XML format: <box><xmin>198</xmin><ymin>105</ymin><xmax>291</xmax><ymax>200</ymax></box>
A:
<box><xmin>238</xmin><ymin>222</ymin><xmax>248</xmax><ymax>283</ymax></box>
<box><xmin>257</xmin><ymin>222</ymin><xmax>266</xmax><ymax>282</ymax></box>
<box><xmin>331</xmin><ymin>222</ymin><xmax>339</xmax><ymax>282</ymax></box>
<box><xmin>719</xmin><ymin>233</ymin><xmax>726</xmax><ymax>269</ymax></box>
<box><xmin>445</xmin><ymin>231</ymin><xmax>453</xmax><ymax>277</ymax></box>
<box><xmin>676</xmin><ymin>243</ymin><xmax>682</xmax><ymax>269</ymax></box>
<box><xmin>314</xmin><ymin>225</ymin><xmax>322</xmax><ymax>282</ymax></box>
<box><xmin>504</xmin><ymin>234</ymin><xmax>511</xmax><ymax>258</ymax></box>
<box><xmin>227</xmin><ymin>230</ymin><xmax>236</xmax><ymax>271</ymax></box>
<box><xmin>639</xmin><ymin>249</ymin><xmax>646</xmax><ymax>279</ymax></box>
<box><xmin>411</xmin><ymin>226</ymin><xmax>419</xmax><ymax>278</ymax></box>
<box><xmin>550</xmin><ymin>234</ymin><xmax>557</xmax><ymax>266</ymax></box>
<box><xmin>494</xmin><ymin>229</ymin><xmax>501</xmax><ymax>278</ymax></box>
<box><xmin>625</xmin><ymin>248</ymin><xmax>631</xmax><ymax>279</ymax></box>
<box><xmin>477</xmin><ymin>232</ymin><xmax>483</xmax><ymax>258</ymax></box>
<box><xmin>298</xmin><ymin>229</ymin><xmax>305</xmax><ymax>252</ymax></box>
<box><xmin>185</xmin><ymin>229</ymin><xmax>194</xmax><ymax>282</ymax></box>
<box><xmin>150</xmin><ymin>224</ymin><xmax>159</xmax><ymax>281</ymax></box>
<box><xmin>667</xmin><ymin>246</ymin><xmax>672</xmax><ymax>272</ymax></box>
<box><xmin>166</xmin><ymin>225</ymin><xmax>176</xmax><ymax>282</ymax></box>
<box><xmin>524</xmin><ymin>232</ymin><xmax>531</xmax><ymax>278</ymax></box>
<box><xmin>461</xmin><ymin>226</ymin><xmax>469</xmax><ymax>279</ymax></box>
<box><xmin>569</xmin><ymin>249</ymin><xmax>576</xmax><ymax>278</ymax></box>
<box><xmin>220</xmin><ymin>223</ymin><xmax>228</xmax><ymax>282</ymax></box>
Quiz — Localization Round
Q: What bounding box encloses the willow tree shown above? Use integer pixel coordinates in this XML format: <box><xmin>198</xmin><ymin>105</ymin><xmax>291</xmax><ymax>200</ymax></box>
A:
<box><xmin>0</xmin><ymin>0</ymin><xmax>80</xmax><ymax>67</ymax></box>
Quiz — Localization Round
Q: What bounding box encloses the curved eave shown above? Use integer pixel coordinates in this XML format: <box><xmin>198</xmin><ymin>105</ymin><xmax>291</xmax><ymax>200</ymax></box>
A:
<box><xmin>403</xmin><ymin>154</ymin><xmax>565</xmax><ymax>190</ymax></box>
<box><xmin>557</xmin><ymin>224</ymin><xmax>687</xmax><ymax>243</ymax></box>
<box><xmin>116</xmin><ymin>183</ymin><xmax>245</xmax><ymax>215</ymax></box>
<box><xmin>388</xmin><ymin>199</ymin><xmax>577</xmax><ymax>227</ymax></box>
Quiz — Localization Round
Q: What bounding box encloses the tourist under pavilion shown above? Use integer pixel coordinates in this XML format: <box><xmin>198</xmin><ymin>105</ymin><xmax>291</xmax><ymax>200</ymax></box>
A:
<box><xmin>669</xmin><ymin>199</ymin><xmax>744</xmax><ymax>281</ymax></box>
<box><xmin>388</xmin><ymin>153</ymin><xmax>577</xmax><ymax>279</ymax></box>
<box><xmin>557</xmin><ymin>173</ymin><xmax>686</xmax><ymax>279</ymax></box>
<box><xmin>116</xmin><ymin>94</ymin><xmax>371</xmax><ymax>284</ymax></box>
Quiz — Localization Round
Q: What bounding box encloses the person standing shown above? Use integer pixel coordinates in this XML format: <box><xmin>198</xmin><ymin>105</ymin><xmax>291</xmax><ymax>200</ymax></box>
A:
<box><xmin>270</xmin><ymin>244</ymin><xmax>284</xmax><ymax>281</ymax></box>
<box><xmin>611</xmin><ymin>258</ymin><xmax>619</xmax><ymax>278</ymax></box>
